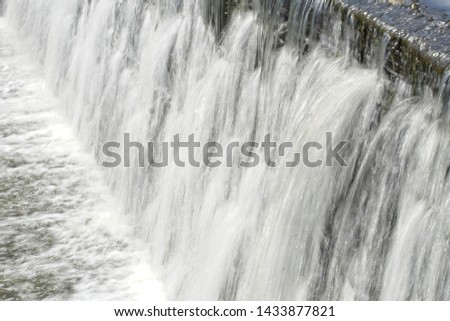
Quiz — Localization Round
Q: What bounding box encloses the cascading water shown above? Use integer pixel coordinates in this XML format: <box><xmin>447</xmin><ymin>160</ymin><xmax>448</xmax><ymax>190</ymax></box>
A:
<box><xmin>2</xmin><ymin>0</ymin><xmax>449</xmax><ymax>300</ymax></box>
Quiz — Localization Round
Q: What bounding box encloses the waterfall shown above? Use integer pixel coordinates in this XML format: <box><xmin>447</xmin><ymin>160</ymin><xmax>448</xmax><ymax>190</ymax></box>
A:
<box><xmin>5</xmin><ymin>0</ymin><xmax>450</xmax><ymax>300</ymax></box>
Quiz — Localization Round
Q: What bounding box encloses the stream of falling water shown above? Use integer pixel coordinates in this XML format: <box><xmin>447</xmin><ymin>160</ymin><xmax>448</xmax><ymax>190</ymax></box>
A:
<box><xmin>2</xmin><ymin>0</ymin><xmax>450</xmax><ymax>300</ymax></box>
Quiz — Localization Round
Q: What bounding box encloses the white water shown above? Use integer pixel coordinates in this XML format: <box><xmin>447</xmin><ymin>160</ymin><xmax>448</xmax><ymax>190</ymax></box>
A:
<box><xmin>2</xmin><ymin>0</ymin><xmax>450</xmax><ymax>300</ymax></box>
<box><xmin>0</xmin><ymin>18</ymin><xmax>163</xmax><ymax>300</ymax></box>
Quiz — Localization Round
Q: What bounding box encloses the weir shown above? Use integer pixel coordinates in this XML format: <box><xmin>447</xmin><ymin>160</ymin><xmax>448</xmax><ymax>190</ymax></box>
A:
<box><xmin>4</xmin><ymin>0</ymin><xmax>450</xmax><ymax>300</ymax></box>
<box><xmin>328</xmin><ymin>0</ymin><xmax>450</xmax><ymax>94</ymax></box>
<box><xmin>208</xmin><ymin>0</ymin><xmax>450</xmax><ymax>97</ymax></box>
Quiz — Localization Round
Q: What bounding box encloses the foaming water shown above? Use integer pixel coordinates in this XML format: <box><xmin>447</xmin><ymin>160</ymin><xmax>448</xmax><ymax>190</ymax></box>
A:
<box><xmin>3</xmin><ymin>0</ymin><xmax>450</xmax><ymax>300</ymax></box>
<box><xmin>0</xmin><ymin>18</ymin><xmax>164</xmax><ymax>300</ymax></box>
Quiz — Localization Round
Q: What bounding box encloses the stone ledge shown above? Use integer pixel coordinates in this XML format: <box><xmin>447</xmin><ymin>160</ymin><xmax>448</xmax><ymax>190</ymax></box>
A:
<box><xmin>330</xmin><ymin>0</ymin><xmax>450</xmax><ymax>94</ymax></box>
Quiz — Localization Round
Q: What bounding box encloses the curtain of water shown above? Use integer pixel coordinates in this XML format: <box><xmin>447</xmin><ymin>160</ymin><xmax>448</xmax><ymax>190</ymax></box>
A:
<box><xmin>5</xmin><ymin>0</ymin><xmax>450</xmax><ymax>300</ymax></box>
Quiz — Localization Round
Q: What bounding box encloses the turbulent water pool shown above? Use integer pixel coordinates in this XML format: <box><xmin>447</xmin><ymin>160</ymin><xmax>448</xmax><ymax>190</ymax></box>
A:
<box><xmin>0</xmin><ymin>18</ymin><xmax>163</xmax><ymax>300</ymax></box>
